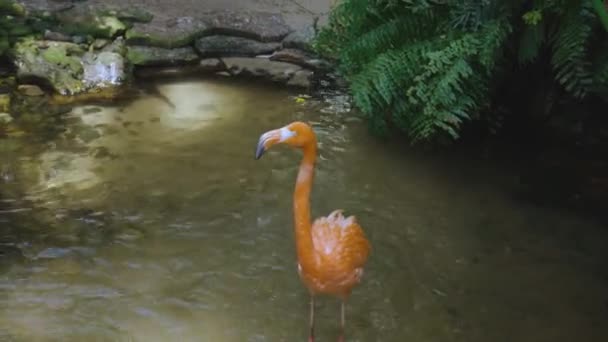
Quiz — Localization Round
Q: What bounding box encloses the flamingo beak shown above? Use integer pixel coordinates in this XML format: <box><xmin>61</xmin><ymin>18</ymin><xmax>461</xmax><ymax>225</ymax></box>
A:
<box><xmin>255</xmin><ymin>129</ymin><xmax>279</xmax><ymax>160</ymax></box>
<box><xmin>255</xmin><ymin>138</ymin><xmax>266</xmax><ymax>159</ymax></box>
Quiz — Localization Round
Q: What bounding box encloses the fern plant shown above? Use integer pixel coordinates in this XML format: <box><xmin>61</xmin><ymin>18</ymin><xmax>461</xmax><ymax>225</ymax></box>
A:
<box><xmin>315</xmin><ymin>0</ymin><xmax>608</xmax><ymax>143</ymax></box>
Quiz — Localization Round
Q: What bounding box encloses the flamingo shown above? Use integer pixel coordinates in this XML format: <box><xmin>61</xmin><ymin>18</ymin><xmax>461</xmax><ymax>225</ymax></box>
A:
<box><xmin>255</xmin><ymin>121</ymin><xmax>371</xmax><ymax>341</ymax></box>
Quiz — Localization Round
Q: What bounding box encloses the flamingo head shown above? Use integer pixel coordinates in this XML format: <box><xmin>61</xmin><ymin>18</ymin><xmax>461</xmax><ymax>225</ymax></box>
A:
<box><xmin>255</xmin><ymin>121</ymin><xmax>315</xmax><ymax>159</ymax></box>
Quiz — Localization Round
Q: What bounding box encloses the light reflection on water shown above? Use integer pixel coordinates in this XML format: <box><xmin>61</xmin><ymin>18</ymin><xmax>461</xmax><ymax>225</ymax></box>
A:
<box><xmin>0</xmin><ymin>77</ymin><xmax>607</xmax><ymax>342</ymax></box>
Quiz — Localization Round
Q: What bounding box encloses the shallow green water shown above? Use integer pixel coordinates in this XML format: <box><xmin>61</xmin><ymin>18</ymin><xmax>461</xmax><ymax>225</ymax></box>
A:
<box><xmin>1</xmin><ymin>77</ymin><xmax>607</xmax><ymax>342</ymax></box>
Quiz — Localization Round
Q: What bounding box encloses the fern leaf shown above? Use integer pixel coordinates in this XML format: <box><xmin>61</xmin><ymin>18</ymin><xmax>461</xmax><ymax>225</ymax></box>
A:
<box><xmin>549</xmin><ymin>2</ymin><xmax>595</xmax><ymax>99</ymax></box>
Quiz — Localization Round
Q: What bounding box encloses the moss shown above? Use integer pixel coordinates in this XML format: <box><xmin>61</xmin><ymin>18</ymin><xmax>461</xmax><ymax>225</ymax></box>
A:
<box><xmin>124</xmin><ymin>47</ymin><xmax>147</xmax><ymax>65</ymax></box>
<box><xmin>0</xmin><ymin>93</ymin><xmax>10</xmax><ymax>112</ymax></box>
<box><xmin>0</xmin><ymin>6</ymin><xmax>36</xmax><ymax>55</ymax></box>
<box><xmin>12</xmin><ymin>39</ymin><xmax>87</xmax><ymax>95</ymax></box>
<box><xmin>0</xmin><ymin>75</ymin><xmax>15</xmax><ymax>92</ymax></box>
<box><xmin>0</xmin><ymin>0</ymin><xmax>26</xmax><ymax>17</ymax></box>
<box><xmin>41</xmin><ymin>47</ymin><xmax>65</xmax><ymax>64</ymax></box>
<box><xmin>40</xmin><ymin>45</ymin><xmax>84</xmax><ymax>75</ymax></box>
<box><xmin>98</xmin><ymin>16</ymin><xmax>127</xmax><ymax>36</ymax></box>
<box><xmin>55</xmin><ymin>13</ymin><xmax>126</xmax><ymax>39</ymax></box>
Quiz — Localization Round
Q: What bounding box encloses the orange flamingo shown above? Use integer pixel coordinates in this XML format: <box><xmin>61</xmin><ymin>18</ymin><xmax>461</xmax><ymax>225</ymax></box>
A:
<box><xmin>255</xmin><ymin>121</ymin><xmax>371</xmax><ymax>341</ymax></box>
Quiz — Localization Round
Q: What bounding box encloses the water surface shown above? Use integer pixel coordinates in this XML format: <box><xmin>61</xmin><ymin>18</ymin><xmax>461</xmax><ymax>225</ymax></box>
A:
<box><xmin>1</xmin><ymin>77</ymin><xmax>607</xmax><ymax>341</ymax></box>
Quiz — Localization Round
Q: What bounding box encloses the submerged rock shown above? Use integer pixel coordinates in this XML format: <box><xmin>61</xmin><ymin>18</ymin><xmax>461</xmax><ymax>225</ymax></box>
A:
<box><xmin>269</xmin><ymin>48</ymin><xmax>331</xmax><ymax>70</ymax></box>
<box><xmin>222</xmin><ymin>57</ymin><xmax>301</xmax><ymax>83</ymax></box>
<box><xmin>134</xmin><ymin>58</ymin><xmax>225</xmax><ymax>78</ymax></box>
<box><xmin>0</xmin><ymin>76</ymin><xmax>13</xmax><ymax>112</ymax></box>
<box><xmin>126</xmin><ymin>45</ymin><xmax>199</xmax><ymax>66</ymax></box>
<box><xmin>0</xmin><ymin>94</ymin><xmax>10</xmax><ymax>112</ymax></box>
<box><xmin>17</xmin><ymin>84</ymin><xmax>44</xmax><ymax>96</ymax></box>
<box><xmin>287</xmin><ymin>69</ymin><xmax>313</xmax><ymax>88</ymax></box>
<box><xmin>0</xmin><ymin>112</ymin><xmax>12</xmax><ymax>123</ymax></box>
<box><xmin>195</xmin><ymin>36</ymin><xmax>280</xmax><ymax>57</ymax></box>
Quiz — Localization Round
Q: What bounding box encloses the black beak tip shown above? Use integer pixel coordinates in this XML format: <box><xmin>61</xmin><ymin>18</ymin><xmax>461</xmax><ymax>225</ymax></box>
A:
<box><xmin>255</xmin><ymin>142</ymin><xmax>265</xmax><ymax>160</ymax></box>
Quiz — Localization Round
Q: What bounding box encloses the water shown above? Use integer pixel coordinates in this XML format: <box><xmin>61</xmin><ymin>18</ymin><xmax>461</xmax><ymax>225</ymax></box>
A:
<box><xmin>1</xmin><ymin>77</ymin><xmax>607</xmax><ymax>342</ymax></box>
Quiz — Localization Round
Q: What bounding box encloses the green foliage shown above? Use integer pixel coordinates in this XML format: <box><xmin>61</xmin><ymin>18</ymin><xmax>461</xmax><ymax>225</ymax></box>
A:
<box><xmin>0</xmin><ymin>0</ymin><xmax>35</xmax><ymax>56</ymax></box>
<box><xmin>316</xmin><ymin>0</ymin><xmax>608</xmax><ymax>143</ymax></box>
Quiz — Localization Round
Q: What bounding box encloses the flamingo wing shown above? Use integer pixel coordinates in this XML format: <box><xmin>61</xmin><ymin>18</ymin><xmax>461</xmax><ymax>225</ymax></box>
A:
<box><xmin>308</xmin><ymin>210</ymin><xmax>371</xmax><ymax>294</ymax></box>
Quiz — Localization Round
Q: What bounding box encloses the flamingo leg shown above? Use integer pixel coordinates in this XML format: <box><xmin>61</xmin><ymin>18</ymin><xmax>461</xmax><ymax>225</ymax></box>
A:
<box><xmin>338</xmin><ymin>300</ymin><xmax>345</xmax><ymax>342</ymax></box>
<box><xmin>309</xmin><ymin>295</ymin><xmax>315</xmax><ymax>342</ymax></box>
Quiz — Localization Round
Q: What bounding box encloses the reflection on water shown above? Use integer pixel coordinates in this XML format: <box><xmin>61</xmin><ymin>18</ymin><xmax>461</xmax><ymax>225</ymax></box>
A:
<box><xmin>1</xmin><ymin>77</ymin><xmax>608</xmax><ymax>342</ymax></box>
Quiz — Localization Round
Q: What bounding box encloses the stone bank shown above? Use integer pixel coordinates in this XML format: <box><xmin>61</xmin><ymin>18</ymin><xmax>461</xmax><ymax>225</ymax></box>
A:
<box><xmin>1</xmin><ymin>0</ymin><xmax>335</xmax><ymax>102</ymax></box>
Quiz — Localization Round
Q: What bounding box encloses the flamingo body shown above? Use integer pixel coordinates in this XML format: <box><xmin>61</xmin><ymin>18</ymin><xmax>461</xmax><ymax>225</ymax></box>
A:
<box><xmin>255</xmin><ymin>121</ymin><xmax>371</xmax><ymax>341</ymax></box>
<box><xmin>300</xmin><ymin>209</ymin><xmax>370</xmax><ymax>299</ymax></box>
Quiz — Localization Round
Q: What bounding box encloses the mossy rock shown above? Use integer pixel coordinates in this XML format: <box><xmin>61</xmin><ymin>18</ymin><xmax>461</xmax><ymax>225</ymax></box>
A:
<box><xmin>54</xmin><ymin>8</ymin><xmax>126</xmax><ymax>39</ymax></box>
<box><xmin>11</xmin><ymin>38</ymin><xmax>86</xmax><ymax>95</ymax></box>
<box><xmin>0</xmin><ymin>93</ymin><xmax>10</xmax><ymax>112</ymax></box>
<box><xmin>0</xmin><ymin>0</ymin><xmax>27</xmax><ymax>17</ymax></box>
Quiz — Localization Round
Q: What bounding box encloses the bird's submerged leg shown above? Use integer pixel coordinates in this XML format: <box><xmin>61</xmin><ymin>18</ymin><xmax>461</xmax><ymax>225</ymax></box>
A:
<box><xmin>309</xmin><ymin>295</ymin><xmax>315</xmax><ymax>342</ymax></box>
<box><xmin>338</xmin><ymin>300</ymin><xmax>345</xmax><ymax>342</ymax></box>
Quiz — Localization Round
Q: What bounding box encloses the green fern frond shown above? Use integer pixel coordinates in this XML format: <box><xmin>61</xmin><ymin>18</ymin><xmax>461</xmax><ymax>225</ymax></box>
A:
<box><xmin>339</xmin><ymin>10</ymin><xmax>442</xmax><ymax>72</ymax></box>
<box><xmin>549</xmin><ymin>2</ymin><xmax>595</xmax><ymax>99</ymax></box>
<box><xmin>477</xmin><ymin>19</ymin><xmax>512</xmax><ymax>70</ymax></box>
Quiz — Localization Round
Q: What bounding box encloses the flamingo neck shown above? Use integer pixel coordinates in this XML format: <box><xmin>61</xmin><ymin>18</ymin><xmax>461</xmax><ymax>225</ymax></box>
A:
<box><xmin>293</xmin><ymin>141</ymin><xmax>317</xmax><ymax>266</ymax></box>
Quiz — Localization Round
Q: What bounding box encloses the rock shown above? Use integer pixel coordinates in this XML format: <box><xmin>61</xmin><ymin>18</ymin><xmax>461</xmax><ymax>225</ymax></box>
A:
<box><xmin>287</xmin><ymin>70</ymin><xmax>313</xmax><ymax>88</ymax></box>
<box><xmin>0</xmin><ymin>75</ymin><xmax>15</xmax><ymax>89</ymax></box>
<box><xmin>282</xmin><ymin>25</ymin><xmax>316</xmax><ymax>52</ymax></box>
<box><xmin>12</xmin><ymin>39</ymin><xmax>86</xmax><ymax>95</ymax></box>
<box><xmin>100</xmin><ymin>6</ymin><xmax>154</xmax><ymax>23</ymax></box>
<box><xmin>12</xmin><ymin>38</ymin><xmax>129</xmax><ymax>96</ymax></box>
<box><xmin>44</xmin><ymin>30</ymin><xmax>72</xmax><ymax>42</ymax></box>
<box><xmin>55</xmin><ymin>7</ymin><xmax>127</xmax><ymax>39</ymax></box>
<box><xmin>92</xmin><ymin>39</ymin><xmax>111</xmax><ymax>50</ymax></box>
<box><xmin>37</xmin><ymin>247</ymin><xmax>72</xmax><ymax>259</ymax></box>
<box><xmin>269</xmin><ymin>48</ymin><xmax>331</xmax><ymax>70</ymax></box>
<box><xmin>71</xmin><ymin>35</ymin><xmax>89</xmax><ymax>45</ymax></box>
<box><xmin>81</xmin><ymin>51</ymin><xmax>128</xmax><ymax>88</ymax></box>
<box><xmin>17</xmin><ymin>84</ymin><xmax>45</xmax><ymax>96</ymax></box>
<box><xmin>0</xmin><ymin>77</ymin><xmax>15</xmax><ymax>110</ymax></box>
<box><xmin>124</xmin><ymin>10</ymin><xmax>291</xmax><ymax>48</ymax></box>
<box><xmin>1</xmin><ymin>0</ymin><xmax>26</xmax><ymax>17</ymax></box>
<box><xmin>101</xmin><ymin>37</ymin><xmax>127</xmax><ymax>55</ymax></box>
<box><xmin>0</xmin><ymin>112</ymin><xmax>12</xmax><ymax>124</ymax></box>
<box><xmin>126</xmin><ymin>16</ymin><xmax>208</xmax><ymax>48</ymax></box>
<box><xmin>195</xmin><ymin>35</ymin><xmax>280</xmax><ymax>57</ymax></box>
<box><xmin>0</xmin><ymin>94</ymin><xmax>10</xmax><ymax>112</ymax></box>
<box><xmin>202</xmin><ymin>10</ymin><xmax>291</xmax><ymax>42</ymax></box>
<box><xmin>199</xmin><ymin>58</ymin><xmax>225</xmax><ymax>72</ymax></box>
<box><xmin>134</xmin><ymin>58</ymin><xmax>225</xmax><ymax>79</ymax></box>
<box><xmin>222</xmin><ymin>57</ymin><xmax>301</xmax><ymax>83</ymax></box>
<box><xmin>126</xmin><ymin>45</ymin><xmax>199</xmax><ymax>66</ymax></box>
